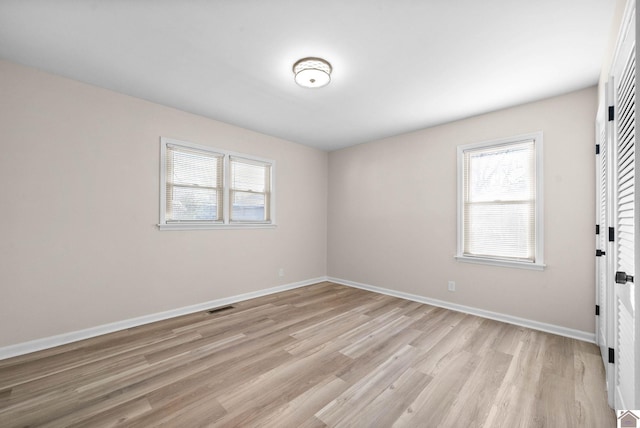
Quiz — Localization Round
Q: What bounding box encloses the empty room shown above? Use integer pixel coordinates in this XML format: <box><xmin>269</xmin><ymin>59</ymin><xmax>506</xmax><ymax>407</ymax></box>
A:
<box><xmin>0</xmin><ymin>0</ymin><xmax>637</xmax><ymax>427</ymax></box>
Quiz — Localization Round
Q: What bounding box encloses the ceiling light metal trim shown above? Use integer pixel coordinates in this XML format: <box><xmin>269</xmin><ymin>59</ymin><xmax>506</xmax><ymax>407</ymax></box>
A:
<box><xmin>293</xmin><ymin>57</ymin><xmax>332</xmax><ymax>88</ymax></box>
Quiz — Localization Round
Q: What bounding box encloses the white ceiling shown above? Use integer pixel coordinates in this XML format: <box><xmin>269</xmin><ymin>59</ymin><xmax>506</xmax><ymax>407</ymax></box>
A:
<box><xmin>0</xmin><ymin>1</ymin><xmax>616</xmax><ymax>151</ymax></box>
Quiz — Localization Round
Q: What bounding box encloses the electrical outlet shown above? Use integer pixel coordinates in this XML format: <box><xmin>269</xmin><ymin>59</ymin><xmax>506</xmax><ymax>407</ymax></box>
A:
<box><xmin>278</xmin><ymin>268</ymin><xmax>285</xmax><ymax>277</ymax></box>
<box><xmin>448</xmin><ymin>281</ymin><xmax>456</xmax><ymax>292</ymax></box>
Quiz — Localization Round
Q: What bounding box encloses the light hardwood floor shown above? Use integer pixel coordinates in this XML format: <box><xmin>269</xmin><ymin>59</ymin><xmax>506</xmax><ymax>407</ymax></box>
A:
<box><xmin>0</xmin><ymin>282</ymin><xmax>615</xmax><ymax>427</ymax></box>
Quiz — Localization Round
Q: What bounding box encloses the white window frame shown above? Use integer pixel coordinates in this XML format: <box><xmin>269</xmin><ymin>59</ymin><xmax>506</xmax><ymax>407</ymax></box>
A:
<box><xmin>159</xmin><ymin>137</ymin><xmax>276</xmax><ymax>230</ymax></box>
<box><xmin>455</xmin><ymin>131</ymin><xmax>545</xmax><ymax>270</ymax></box>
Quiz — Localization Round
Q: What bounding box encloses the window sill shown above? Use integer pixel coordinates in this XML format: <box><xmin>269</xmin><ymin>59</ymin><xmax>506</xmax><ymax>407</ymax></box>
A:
<box><xmin>454</xmin><ymin>255</ymin><xmax>545</xmax><ymax>271</ymax></box>
<box><xmin>158</xmin><ymin>223</ymin><xmax>277</xmax><ymax>231</ymax></box>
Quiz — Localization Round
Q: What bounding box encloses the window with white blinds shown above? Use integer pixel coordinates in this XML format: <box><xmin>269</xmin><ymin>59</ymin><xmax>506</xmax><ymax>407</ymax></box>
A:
<box><xmin>165</xmin><ymin>144</ymin><xmax>223</xmax><ymax>222</ymax></box>
<box><xmin>230</xmin><ymin>157</ymin><xmax>271</xmax><ymax>222</ymax></box>
<box><xmin>456</xmin><ymin>132</ymin><xmax>544</xmax><ymax>270</ymax></box>
<box><xmin>159</xmin><ymin>138</ymin><xmax>275</xmax><ymax>230</ymax></box>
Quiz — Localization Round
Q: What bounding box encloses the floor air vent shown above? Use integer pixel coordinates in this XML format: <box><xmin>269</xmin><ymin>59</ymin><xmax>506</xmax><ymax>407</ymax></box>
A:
<box><xmin>207</xmin><ymin>305</ymin><xmax>234</xmax><ymax>314</ymax></box>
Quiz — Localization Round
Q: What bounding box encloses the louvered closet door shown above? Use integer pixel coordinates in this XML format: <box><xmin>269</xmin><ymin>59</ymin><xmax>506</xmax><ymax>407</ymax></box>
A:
<box><xmin>611</xmin><ymin>5</ymin><xmax>636</xmax><ymax>411</ymax></box>
<box><xmin>596</xmin><ymin>104</ymin><xmax>612</xmax><ymax>393</ymax></box>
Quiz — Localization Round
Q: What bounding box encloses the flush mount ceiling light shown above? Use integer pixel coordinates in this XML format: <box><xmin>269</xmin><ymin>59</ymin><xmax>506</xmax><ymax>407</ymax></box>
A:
<box><xmin>293</xmin><ymin>57</ymin><xmax>332</xmax><ymax>88</ymax></box>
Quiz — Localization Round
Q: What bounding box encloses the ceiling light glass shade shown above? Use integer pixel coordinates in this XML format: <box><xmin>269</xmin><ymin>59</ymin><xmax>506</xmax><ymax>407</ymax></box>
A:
<box><xmin>293</xmin><ymin>57</ymin><xmax>332</xmax><ymax>88</ymax></box>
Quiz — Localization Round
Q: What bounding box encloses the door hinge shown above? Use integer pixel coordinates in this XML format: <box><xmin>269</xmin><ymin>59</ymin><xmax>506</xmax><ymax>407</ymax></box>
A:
<box><xmin>596</xmin><ymin>224</ymin><xmax>600</xmax><ymax>235</ymax></box>
<box><xmin>596</xmin><ymin>249</ymin><xmax>606</xmax><ymax>257</ymax></box>
<box><xmin>609</xmin><ymin>227</ymin><xmax>615</xmax><ymax>242</ymax></box>
<box><xmin>596</xmin><ymin>305</ymin><xmax>600</xmax><ymax>316</ymax></box>
<box><xmin>608</xmin><ymin>106</ymin><xmax>615</xmax><ymax>121</ymax></box>
<box><xmin>609</xmin><ymin>347</ymin><xmax>615</xmax><ymax>364</ymax></box>
<box><xmin>596</xmin><ymin>144</ymin><xmax>600</xmax><ymax>154</ymax></box>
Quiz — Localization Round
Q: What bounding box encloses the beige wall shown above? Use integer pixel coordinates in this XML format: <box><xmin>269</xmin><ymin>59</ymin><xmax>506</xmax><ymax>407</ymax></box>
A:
<box><xmin>0</xmin><ymin>60</ymin><xmax>328</xmax><ymax>348</ymax></box>
<box><xmin>328</xmin><ymin>87</ymin><xmax>597</xmax><ymax>333</ymax></box>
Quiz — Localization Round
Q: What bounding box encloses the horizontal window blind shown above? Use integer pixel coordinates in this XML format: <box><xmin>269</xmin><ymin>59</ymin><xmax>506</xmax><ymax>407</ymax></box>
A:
<box><xmin>230</xmin><ymin>156</ymin><xmax>271</xmax><ymax>222</ymax></box>
<box><xmin>463</xmin><ymin>140</ymin><xmax>536</xmax><ymax>262</ymax></box>
<box><xmin>166</xmin><ymin>144</ymin><xmax>223</xmax><ymax>222</ymax></box>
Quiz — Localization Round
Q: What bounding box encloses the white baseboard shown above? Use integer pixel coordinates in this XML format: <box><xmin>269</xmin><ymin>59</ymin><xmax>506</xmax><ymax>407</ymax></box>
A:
<box><xmin>328</xmin><ymin>277</ymin><xmax>596</xmax><ymax>344</ymax></box>
<box><xmin>0</xmin><ymin>277</ymin><xmax>326</xmax><ymax>361</ymax></box>
<box><xmin>0</xmin><ymin>275</ymin><xmax>595</xmax><ymax>361</ymax></box>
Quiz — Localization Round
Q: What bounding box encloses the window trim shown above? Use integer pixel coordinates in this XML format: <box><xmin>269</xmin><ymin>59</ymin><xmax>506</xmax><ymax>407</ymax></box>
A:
<box><xmin>455</xmin><ymin>131</ymin><xmax>545</xmax><ymax>270</ymax></box>
<box><xmin>159</xmin><ymin>137</ymin><xmax>276</xmax><ymax>230</ymax></box>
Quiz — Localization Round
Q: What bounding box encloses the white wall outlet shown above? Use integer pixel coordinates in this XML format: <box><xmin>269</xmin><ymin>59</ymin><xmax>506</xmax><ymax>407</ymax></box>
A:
<box><xmin>278</xmin><ymin>268</ymin><xmax>285</xmax><ymax>277</ymax></box>
<box><xmin>448</xmin><ymin>281</ymin><xmax>456</xmax><ymax>292</ymax></box>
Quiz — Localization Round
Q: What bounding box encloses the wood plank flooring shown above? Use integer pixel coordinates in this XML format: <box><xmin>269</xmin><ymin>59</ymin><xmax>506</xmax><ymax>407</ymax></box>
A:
<box><xmin>0</xmin><ymin>282</ymin><xmax>615</xmax><ymax>427</ymax></box>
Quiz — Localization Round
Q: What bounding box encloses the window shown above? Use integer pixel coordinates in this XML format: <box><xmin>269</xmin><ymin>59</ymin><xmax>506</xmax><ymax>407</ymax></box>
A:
<box><xmin>165</xmin><ymin>144</ymin><xmax>223</xmax><ymax>222</ymax></box>
<box><xmin>159</xmin><ymin>137</ymin><xmax>275</xmax><ymax>230</ymax></box>
<box><xmin>456</xmin><ymin>132</ymin><xmax>544</xmax><ymax>270</ymax></box>
<box><xmin>230</xmin><ymin>156</ymin><xmax>271</xmax><ymax>222</ymax></box>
